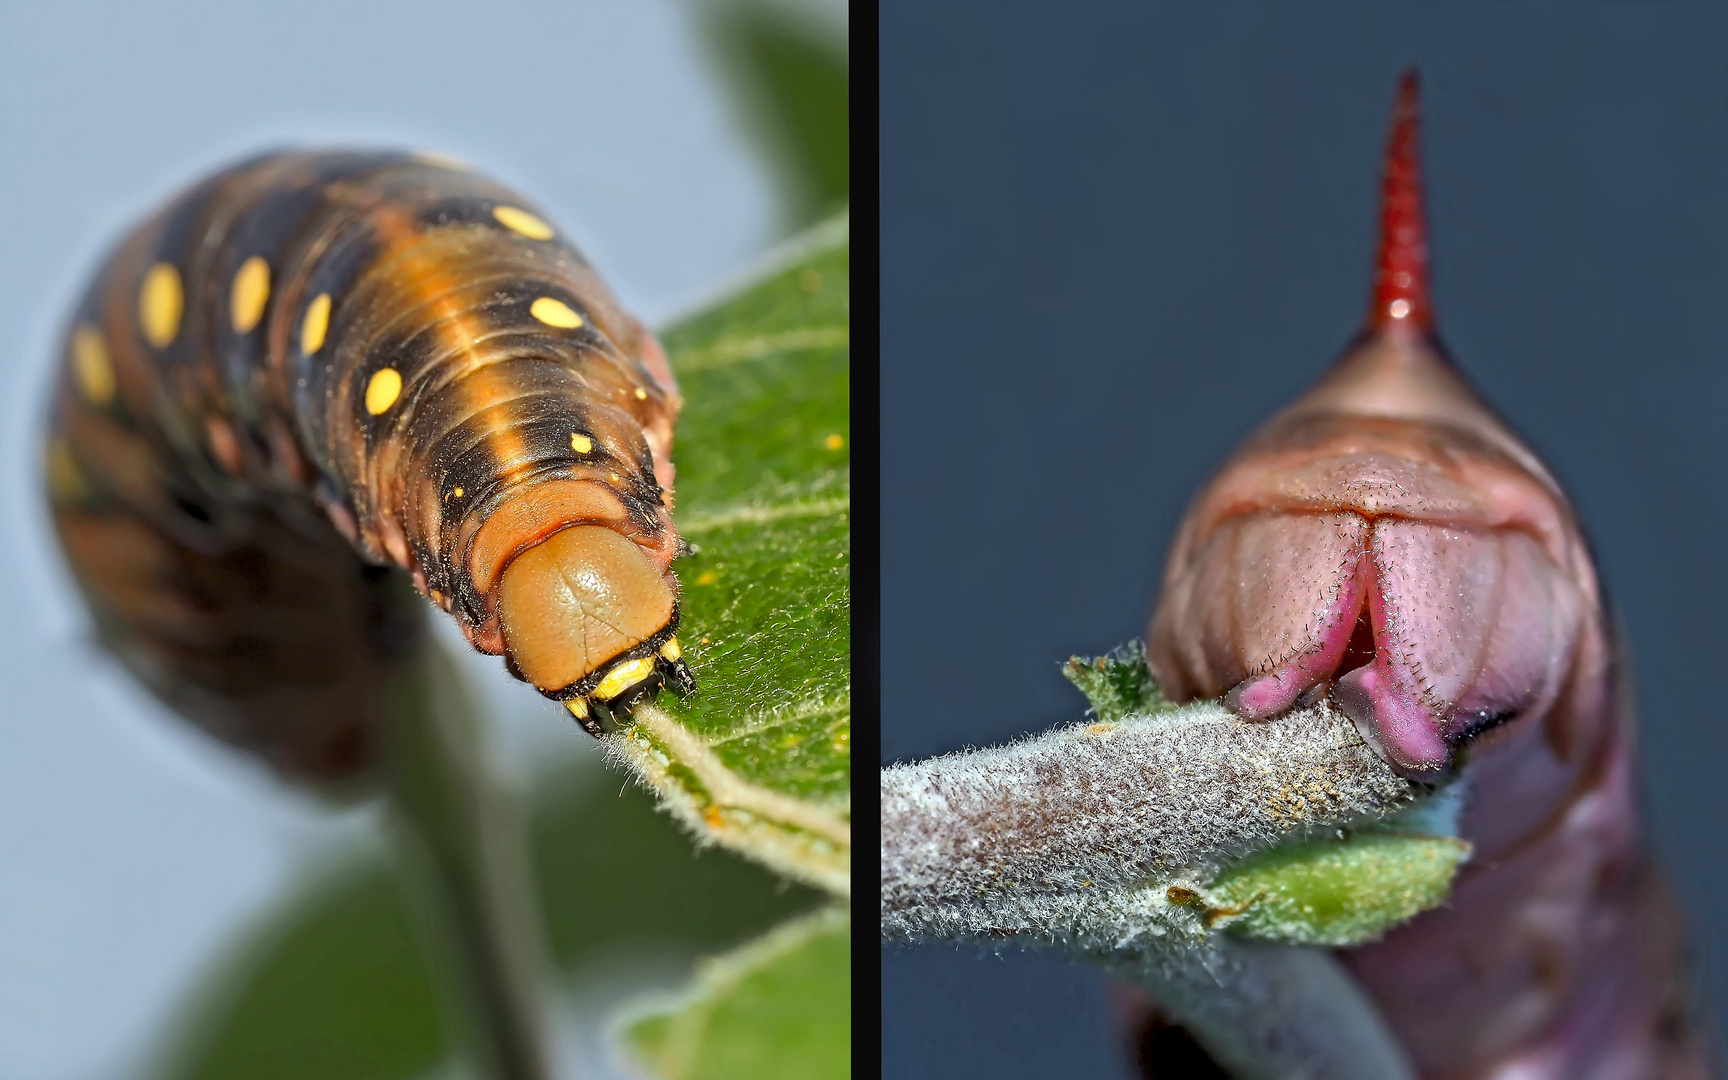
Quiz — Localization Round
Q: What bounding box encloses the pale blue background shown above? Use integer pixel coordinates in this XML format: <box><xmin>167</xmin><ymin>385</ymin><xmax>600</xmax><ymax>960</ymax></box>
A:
<box><xmin>883</xmin><ymin>3</ymin><xmax>1728</xmax><ymax>1077</ymax></box>
<box><xmin>0</xmin><ymin>1</ymin><xmax>841</xmax><ymax>1076</ymax></box>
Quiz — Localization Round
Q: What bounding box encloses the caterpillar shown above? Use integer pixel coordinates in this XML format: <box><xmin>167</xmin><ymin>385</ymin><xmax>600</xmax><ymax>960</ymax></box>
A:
<box><xmin>45</xmin><ymin>151</ymin><xmax>696</xmax><ymax>781</ymax></box>
<box><xmin>1141</xmin><ymin>75</ymin><xmax>1710</xmax><ymax>1077</ymax></box>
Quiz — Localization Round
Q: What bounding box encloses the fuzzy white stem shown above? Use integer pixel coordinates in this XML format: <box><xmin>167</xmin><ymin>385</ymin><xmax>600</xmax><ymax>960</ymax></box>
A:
<box><xmin>882</xmin><ymin>698</ymin><xmax>1423</xmax><ymax>1079</ymax></box>
<box><xmin>883</xmin><ymin>699</ymin><xmax>1415</xmax><ymax>944</ymax></box>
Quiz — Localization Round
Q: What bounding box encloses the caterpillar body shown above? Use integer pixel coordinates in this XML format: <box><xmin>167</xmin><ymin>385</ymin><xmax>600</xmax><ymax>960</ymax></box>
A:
<box><xmin>46</xmin><ymin>151</ymin><xmax>695</xmax><ymax>780</ymax></box>
<box><xmin>1143</xmin><ymin>76</ymin><xmax>1710</xmax><ymax>1077</ymax></box>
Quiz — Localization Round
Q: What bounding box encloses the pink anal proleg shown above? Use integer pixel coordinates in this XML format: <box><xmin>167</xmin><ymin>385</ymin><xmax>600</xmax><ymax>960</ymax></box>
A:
<box><xmin>1153</xmin><ymin>510</ymin><xmax>1370</xmax><ymax>717</ymax></box>
<box><xmin>1190</xmin><ymin>508</ymin><xmax>1587</xmax><ymax>778</ymax></box>
<box><xmin>1338</xmin><ymin>518</ymin><xmax>1584</xmax><ymax>776</ymax></box>
<box><xmin>1137</xmin><ymin>70</ymin><xmax>1709</xmax><ymax>1079</ymax></box>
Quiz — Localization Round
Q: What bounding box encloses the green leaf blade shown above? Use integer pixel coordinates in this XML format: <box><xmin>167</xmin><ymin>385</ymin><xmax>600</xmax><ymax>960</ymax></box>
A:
<box><xmin>626</xmin><ymin>907</ymin><xmax>851</xmax><ymax>1080</ymax></box>
<box><xmin>1206</xmin><ymin>831</ymin><xmax>1471</xmax><ymax>947</ymax></box>
<box><xmin>616</xmin><ymin>216</ymin><xmax>851</xmax><ymax>894</ymax></box>
<box><xmin>1063</xmin><ymin>640</ymin><xmax>1171</xmax><ymax>723</ymax></box>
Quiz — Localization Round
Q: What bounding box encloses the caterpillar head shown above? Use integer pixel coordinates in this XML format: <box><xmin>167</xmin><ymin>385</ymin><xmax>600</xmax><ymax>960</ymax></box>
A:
<box><xmin>497</xmin><ymin>525</ymin><xmax>695</xmax><ymax>735</ymax></box>
<box><xmin>1146</xmin><ymin>72</ymin><xmax>1611</xmax><ymax>781</ymax></box>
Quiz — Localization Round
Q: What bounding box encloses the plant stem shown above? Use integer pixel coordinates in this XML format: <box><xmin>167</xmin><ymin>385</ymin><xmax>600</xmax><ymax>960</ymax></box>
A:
<box><xmin>881</xmin><ymin>698</ymin><xmax>1415</xmax><ymax>943</ymax></box>
<box><xmin>881</xmin><ymin>698</ymin><xmax>1423</xmax><ymax>1079</ymax></box>
<box><xmin>1108</xmin><ymin>939</ymin><xmax>1415</xmax><ymax>1080</ymax></box>
<box><xmin>383</xmin><ymin>633</ymin><xmax>556</xmax><ymax>1080</ymax></box>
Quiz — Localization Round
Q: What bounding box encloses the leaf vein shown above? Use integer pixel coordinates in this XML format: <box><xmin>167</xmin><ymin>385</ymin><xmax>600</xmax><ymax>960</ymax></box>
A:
<box><xmin>711</xmin><ymin>695</ymin><xmax>851</xmax><ymax>744</ymax></box>
<box><xmin>673</xmin><ymin>327</ymin><xmax>850</xmax><ymax>373</ymax></box>
<box><xmin>679</xmin><ymin>493</ymin><xmax>850</xmax><ymax>533</ymax></box>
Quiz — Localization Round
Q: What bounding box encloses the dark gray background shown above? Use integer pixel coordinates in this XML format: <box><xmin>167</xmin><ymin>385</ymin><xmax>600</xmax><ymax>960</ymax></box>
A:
<box><xmin>882</xmin><ymin>4</ymin><xmax>1728</xmax><ymax>1077</ymax></box>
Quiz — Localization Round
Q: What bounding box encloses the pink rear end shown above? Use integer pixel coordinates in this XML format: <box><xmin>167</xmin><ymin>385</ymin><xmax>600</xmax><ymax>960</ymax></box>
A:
<box><xmin>1144</xmin><ymin>73</ymin><xmax>1710</xmax><ymax>1078</ymax></box>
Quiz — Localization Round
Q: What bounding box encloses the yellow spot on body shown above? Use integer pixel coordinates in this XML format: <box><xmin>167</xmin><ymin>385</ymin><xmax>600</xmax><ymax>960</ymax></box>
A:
<box><xmin>824</xmin><ymin>433</ymin><xmax>844</xmax><ymax>450</ymax></box>
<box><xmin>659</xmin><ymin>636</ymin><xmax>681</xmax><ymax>662</ymax></box>
<box><xmin>365</xmin><ymin>368</ymin><xmax>403</xmax><ymax>415</ymax></box>
<box><xmin>566</xmin><ymin>698</ymin><xmax>590</xmax><ymax>721</ymax></box>
<box><xmin>695</xmin><ymin>570</ymin><xmax>719</xmax><ymax>586</ymax></box>
<box><xmin>301</xmin><ymin>293</ymin><xmax>332</xmax><ymax>354</ymax></box>
<box><xmin>138</xmin><ymin>263</ymin><xmax>183</xmax><ymax>348</ymax></box>
<box><xmin>530</xmin><ymin>296</ymin><xmax>582</xmax><ymax>328</ymax></box>
<box><xmin>493</xmin><ymin>205</ymin><xmax>554</xmax><ymax>240</ymax></box>
<box><xmin>594</xmin><ymin>656</ymin><xmax>657</xmax><ymax>701</ymax></box>
<box><xmin>633</xmin><ymin>387</ymin><xmax>648</xmax><ymax>401</ymax></box>
<box><xmin>45</xmin><ymin>439</ymin><xmax>86</xmax><ymax>503</ymax></box>
<box><xmin>450</xmin><ymin>486</ymin><xmax>464</xmax><ymax>499</ymax></box>
<box><xmin>229</xmin><ymin>255</ymin><xmax>270</xmax><ymax>333</ymax></box>
<box><xmin>703</xmin><ymin>806</ymin><xmax>725</xmax><ymax>828</ymax></box>
<box><xmin>70</xmin><ymin>326</ymin><xmax>115</xmax><ymax>406</ymax></box>
<box><xmin>570</xmin><ymin>432</ymin><xmax>594</xmax><ymax>454</ymax></box>
<box><xmin>1085</xmin><ymin>722</ymin><xmax>1118</xmax><ymax>737</ymax></box>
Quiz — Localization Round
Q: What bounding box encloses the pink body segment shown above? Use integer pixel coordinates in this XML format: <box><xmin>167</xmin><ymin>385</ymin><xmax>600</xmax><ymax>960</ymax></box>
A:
<box><xmin>1143</xmin><ymin>73</ymin><xmax>1709</xmax><ymax>1078</ymax></box>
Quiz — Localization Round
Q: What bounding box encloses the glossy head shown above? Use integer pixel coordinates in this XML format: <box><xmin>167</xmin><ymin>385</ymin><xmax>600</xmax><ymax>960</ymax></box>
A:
<box><xmin>497</xmin><ymin>524</ymin><xmax>693</xmax><ymax>731</ymax></box>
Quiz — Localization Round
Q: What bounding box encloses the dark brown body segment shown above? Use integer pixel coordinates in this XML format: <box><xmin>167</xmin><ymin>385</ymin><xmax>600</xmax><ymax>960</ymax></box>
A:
<box><xmin>1143</xmin><ymin>78</ymin><xmax>1711</xmax><ymax>1078</ymax></box>
<box><xmin>46</xmin><ymin>152</ymin><xmax>686</xmax><ymax>779</ymax></box>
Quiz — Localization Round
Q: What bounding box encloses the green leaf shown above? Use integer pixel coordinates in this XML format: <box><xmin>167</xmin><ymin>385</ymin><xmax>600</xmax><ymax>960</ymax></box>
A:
<box><xmin>1062</xmin><ymin>640</ymin><xmax>1171</xmax><ymax>723</ymax></box>
<box><xmin>612</xmin><ymin>214</ymin><xmax>851</xmax><ymax>895</ymax></box>
<box><xmin>1187</xmin><ymin>830</ymin><xmax>1471</xmax><ymax>947</ymax></box>
<box><xmin>626</xmin><ymin>907</ymin><xmax>851</xmax><ymax>1080</ymax></box>
<box><xmin>156</xmin><ymin>767</ymin><xmax>827</xmax><ymax>1080</ymax></box>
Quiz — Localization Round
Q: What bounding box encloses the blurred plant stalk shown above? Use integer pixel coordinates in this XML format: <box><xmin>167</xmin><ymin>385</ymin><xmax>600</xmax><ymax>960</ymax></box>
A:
<box><xmin>383</xmin><ymin>635</ymin><xmax>556</xmax><ymax>1080</ymax></box>
<box><xmin>697</xmin><ymin>0</ymin><xmax>849</xmax><ymax>230</ymax></box>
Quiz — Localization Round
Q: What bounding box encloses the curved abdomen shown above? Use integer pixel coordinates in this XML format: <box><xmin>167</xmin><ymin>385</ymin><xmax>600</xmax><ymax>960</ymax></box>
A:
<box><xmin>47</xmin><ymin>152</ymin><xmax>690</xmax><ymax>780</ymax></box>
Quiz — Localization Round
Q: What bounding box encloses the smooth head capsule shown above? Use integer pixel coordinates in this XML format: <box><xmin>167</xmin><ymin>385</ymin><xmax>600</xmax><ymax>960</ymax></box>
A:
<box><xmin>497</xmin><ymin>525</ymin><xmax>691</xmax><ymax>731</ymax></box>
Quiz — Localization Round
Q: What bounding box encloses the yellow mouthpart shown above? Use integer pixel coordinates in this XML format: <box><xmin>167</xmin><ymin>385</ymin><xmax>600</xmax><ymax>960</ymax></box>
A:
<box><xmin>593</xmin><ymin>656</ymin><xmax>658</xmax><ymax>702</ymax></box>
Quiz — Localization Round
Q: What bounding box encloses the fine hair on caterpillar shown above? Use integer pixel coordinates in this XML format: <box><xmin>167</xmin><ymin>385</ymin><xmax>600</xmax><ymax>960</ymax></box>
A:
<box><xmin>46</xmin><ymin>151</ymin><xmax>696</xmax><ymax>779</ymax></box>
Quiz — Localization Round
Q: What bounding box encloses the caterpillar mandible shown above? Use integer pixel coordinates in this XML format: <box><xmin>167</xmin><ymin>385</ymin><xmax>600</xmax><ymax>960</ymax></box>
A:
<box><xmin>46</xmin><ymin>151</ymin><xmax>695</xmax><ymax>781</ymax></box>
<box><xmin>1143</xmin><ymin>74</ymin><xmax>1711</xmax><ymax>1077</ymax></box>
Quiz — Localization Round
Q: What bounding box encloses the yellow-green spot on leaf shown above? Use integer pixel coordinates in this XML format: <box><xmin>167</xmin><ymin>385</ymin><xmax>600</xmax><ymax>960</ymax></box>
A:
<box><xmin>1205</xmin><ymin>830</ymin><xmax>1470</xmax><ymax>947</ymax></box>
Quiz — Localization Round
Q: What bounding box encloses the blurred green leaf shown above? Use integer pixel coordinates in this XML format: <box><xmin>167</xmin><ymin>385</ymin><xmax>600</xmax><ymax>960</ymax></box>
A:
<box><xmin>700</xmin><ymin>0</ymin><xmax>849</xmax><ymax>227</ymax></box>
<box><xmin>613</xmin><ymin>214</ymin><xmax>850</xmax><ymax>895</ymax></box>
<box><xmin>626</xmin><ymin>907</ymin><xmax>851</xmax><ymax>1080</ymax></box>
<box><xmin>157</xmin><ymin>769</ymin><xmax>825</xmax><ymax>1080</ymax></box>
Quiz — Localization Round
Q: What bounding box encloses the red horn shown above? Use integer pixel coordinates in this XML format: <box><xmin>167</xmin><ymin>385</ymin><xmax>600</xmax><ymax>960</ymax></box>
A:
<box><xmin>1371</xmin><ymin>68</ymin><xmax>1432</xmax><ymax>333</ymax></box>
